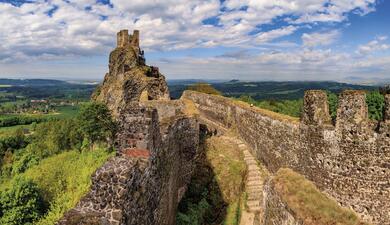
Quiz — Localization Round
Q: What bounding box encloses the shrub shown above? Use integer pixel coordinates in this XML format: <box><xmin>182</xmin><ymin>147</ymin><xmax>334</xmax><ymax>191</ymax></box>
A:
<box><xmin>11</xmin><ymin>152</ymin><xmax>40</xmax><ymax>175</ymax></box>
<box><xmin>0</xmin><ymin>176</ymin><xmax>45</xmax><ymax>225</ymax></box>
<box><xmin>187</xmin><ymin>83</ymin><xmax>222</xmax><ymax>95</ymax></box>
<box><xmin>366</xmin><ymin>90</ymin><xmax>384</xmax><ymax>121</ymax></box>
<box><xmin>78</xmin><ymin>102</ymin><xmax>116</xmax><ymax>145</ymax></box>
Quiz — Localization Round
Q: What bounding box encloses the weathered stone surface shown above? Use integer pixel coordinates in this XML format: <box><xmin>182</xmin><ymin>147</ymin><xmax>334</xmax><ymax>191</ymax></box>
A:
<box><xmin>93</xmin><ymin>30</ymin><xmax>169</xmax><ymax>117</ymax></box>
<box><xmin>263</xmin><ymin>181</ymin><xmax>303</xmax><ymax>225</ymax></box>
<box><xmin>301</xmin><ymin>90</ymin><xmax>332</xmax><ymax>126</ymax></box>
<box><xmin>183</xmin><ymin>90</ymin><xmax>390</xmax><ymax>225</ymax></box>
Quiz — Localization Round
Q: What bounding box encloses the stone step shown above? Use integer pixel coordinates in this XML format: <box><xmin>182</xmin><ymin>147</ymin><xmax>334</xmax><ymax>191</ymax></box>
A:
<box><xmin>246</xmin><ymin>185</ymin><xmax>263</xmax><ymax>190</ymax></box>
<box><xmin>247</xmin><ymin>196</ymin><xmax>262</xmax><ymax>202</ymax></box>
<box><xmin>247</xmin><ymin>189</ymin><xmax>263</xmax><ymax>196</ymax></box>
<box><xmin>246</xmin><ymin>184</ymin><xmax>263</xmax><ymax>189</ymax></box>
<box><xmin>247</xmin><ymin>190</ymin><xmax>263</xmax><ymax>196</ymax></box>
<box><xmin>246</xmin><ymin>200</ymin><xmax>261</xmax><ymax>208</ymax></box>
<box><xmin>239</xmin><ymin>144</ymin><xmax>246</xmax><ymax>148</ymax></box>
<box><xmin>248</xmin><ymin>206</ymin><xmax>262</xmax><ymax>212</ymax></box>
<box><xmin>245</xmin><ymin>162</ymin><xmax>258</xmax><ymax>167</ymax></box>
<box><xmin>246</xmin><ymin>180</ymin><xmax>263</xmax><ymax>186</ymax></box>
<box><xmin>247</xmin><ymin>185</ymin><xmax>262</xmax><ymax>190</ymax></box>
<box><xmin>247</xmin><ymin>164</ymin><xmax>259</xmax><ymax>170</ymax></box>
<box><xmin>248</xmin><ymin>173</ymin><xmax>262</xmax><ymax>179</ymax></box>
<box><xmin>245</xmin><ymin>157</ymin><xmax>256</xmax><ymax>162</ymax></box>
<box><xmin>247</xmin><ymin>176</ymin><xmax>261</xmax><ymax>182</ymax></box>
<box><xmin>244</xmin><ymin>158</ymin><xmax>255</xmax><ymax>162</ymax></box>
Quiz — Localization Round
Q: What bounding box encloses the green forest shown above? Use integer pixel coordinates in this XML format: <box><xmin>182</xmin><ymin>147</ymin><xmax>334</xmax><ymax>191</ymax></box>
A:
<box><xmin>0</xmin><ymin>102</ymin><xmax>116</xmax><ymax>224</ymax></box>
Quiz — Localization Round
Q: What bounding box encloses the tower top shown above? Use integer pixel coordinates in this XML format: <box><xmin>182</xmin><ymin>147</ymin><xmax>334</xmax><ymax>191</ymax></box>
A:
<box><xmin>117</xmin><ymin>29</ymin><xmax>140</xmax><ymax>48</ymax></box>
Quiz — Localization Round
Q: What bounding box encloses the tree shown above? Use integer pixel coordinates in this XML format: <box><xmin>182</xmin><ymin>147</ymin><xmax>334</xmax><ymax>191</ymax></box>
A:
<box><xmin>187</xmin><ymin>83</ymin><xmax>222</xmax><ymax>95</ymax></box>
<box><xmin>77</xmin><ymin>102</ymin><xmax>116</xmax><ymax>144</ymax></box>
<box><xmin>0</xmin><ymin>176</ymin><xmax>45</xmax><ymax>224</ymax></box>
<box><xmin>366</xmin><ymin>90</ymin><xmax>385</xmax><ymax>121</ymax></box>
<box><xmin>327</xmin><ymin>92</ymin><xmax>338</xmax><ymax>122</ymax></box>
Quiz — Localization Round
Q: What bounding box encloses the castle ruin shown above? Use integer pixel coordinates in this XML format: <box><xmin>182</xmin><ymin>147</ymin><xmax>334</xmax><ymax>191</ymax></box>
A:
<box><xmin>60</xmin><ymin>30</ymin><xmax>388</xmax><ymax>225</ymax></box>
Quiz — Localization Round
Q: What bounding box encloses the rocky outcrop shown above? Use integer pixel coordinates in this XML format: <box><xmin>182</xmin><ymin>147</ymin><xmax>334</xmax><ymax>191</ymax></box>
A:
<box><xmin>93</xmin><ymin>30</ymin><xmax>169</xmax><ymax>117</ymax></box>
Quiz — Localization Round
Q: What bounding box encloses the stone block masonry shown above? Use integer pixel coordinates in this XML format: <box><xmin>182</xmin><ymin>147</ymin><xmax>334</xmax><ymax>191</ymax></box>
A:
<box><xmin>182</xmin><ymin>90</ymin><xmax>390</xmax><ymax>225</ymax></box>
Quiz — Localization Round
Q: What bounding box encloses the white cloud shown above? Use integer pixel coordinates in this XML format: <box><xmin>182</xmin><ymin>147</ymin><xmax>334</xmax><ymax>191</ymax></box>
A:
<box><xmin>0</xmin><ymin>0</ymin><xmax>387</xmax><ymax>81</ymax></box>
<box><xmin>255</xmin><ymin>26</ymin><xmax>297</xmax><ymax>43</ymax></box>
<box><xmin>302</xmin><ymin>30</ymin><xmax>340</xmax><ymax>48</ymax></box>
<box><xmin>357</xmin><ymin>36</ymin><xmax>390</xmax><ymax>55</ymax></box>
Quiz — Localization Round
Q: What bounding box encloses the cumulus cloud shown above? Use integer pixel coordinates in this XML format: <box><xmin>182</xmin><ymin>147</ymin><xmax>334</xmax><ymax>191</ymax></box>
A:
<box><xmin>302</xmin><ymin>30</ymin><xmax>340</xmax><ymax>48</ymax></box>
<box><xmin>0</xmin><ymin>0</ymin><xmax>387</xmax><ymax>81</ymax></box>
<box><xmin>357</xmin><ymin>36</ymin><xmax>390</xmax><ymax>55</ymax></box>
<box><xmin>0</xmin><ymin>0</ymin><xmax>378</xmax><ymax>62</ymax></box>
<box><xmin>255</xmin><ymin>26</ymin><xmax>297</xmax><ymax>44</ymax></box>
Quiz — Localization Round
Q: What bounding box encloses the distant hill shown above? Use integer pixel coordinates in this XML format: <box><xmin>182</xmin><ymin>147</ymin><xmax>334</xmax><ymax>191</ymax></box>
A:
<box><xmin>168</xmin><ymin>80</ymin><xmax>379</xmax><ymax>100</ymax></box>
<box><xmin>0</xmin><ymin>79</ymin><xmax>380</xmax><ymax>101</ymax></box>
<box><xmin>0</xmin><ymin>79</ymin><xmax>67</xmax><ymax>86</ymax></box>
<box><xmin>0</xmin><ymin>79</ymin><xmax>97</xmax><ymax>101</ymax></box>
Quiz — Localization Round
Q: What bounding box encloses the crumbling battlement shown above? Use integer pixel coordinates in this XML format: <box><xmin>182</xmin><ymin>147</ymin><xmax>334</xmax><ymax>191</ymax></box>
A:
<box><xmin>182</xmin><ymin>90</ymin><xmax>390</xmax><ymax>225</ymax></box>
<box><xmin>117</xmin><ymin>30</ymin><xmax>140</xmax><ymax>49</ymax></box>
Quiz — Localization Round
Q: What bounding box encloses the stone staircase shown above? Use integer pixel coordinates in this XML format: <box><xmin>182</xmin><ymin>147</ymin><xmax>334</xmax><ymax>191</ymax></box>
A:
<box><xmin>242</xmin><ymin>146</ymin><xmax>264</xmax><ymax>213</ymax></box>
<box><xmin>221</xmin><ymin>136</ymin><xmax>267</xmax><ymax>225</ymax></box>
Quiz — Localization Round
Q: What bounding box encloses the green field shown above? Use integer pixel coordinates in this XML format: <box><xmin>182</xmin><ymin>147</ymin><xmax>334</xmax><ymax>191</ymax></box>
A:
<box><xmin>0</xmin><ymin>105</ymin><xmax>82</xmax><ymax>137</ymax></box>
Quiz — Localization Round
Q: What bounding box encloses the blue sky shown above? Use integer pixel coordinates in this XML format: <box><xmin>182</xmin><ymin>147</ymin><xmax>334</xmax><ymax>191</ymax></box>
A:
<box><xmin>0</xmin><ymin>0</ymin><xmax>389</xmax><ymax>82</ymax></box>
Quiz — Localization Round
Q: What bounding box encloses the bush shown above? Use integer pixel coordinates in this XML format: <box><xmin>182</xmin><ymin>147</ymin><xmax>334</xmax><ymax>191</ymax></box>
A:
<box><xmin>0</xmin><ymin>176</ymin><xmax>45</xmax><ymax>225</ymax></box>
<box><xmin>0</xmin><ymin>128</ymin><xmax>29</xmax><ymax>168</ymax></box>
<box><xmin>327</xmin><ymin>92</ymin><xmax>338</xmax><ymax>122</ymax></box>
<box><xmin>187</xmin><ymin>83</ymin><xmax>222</xmax><ymax>95</ymax></box>
<box><xmin>0</xmin><ymin>115</ymin><xmax>48</xmax><ymax>128</ymax></box>
<box><xmin>78</xmin><ymin>102</ymin><xmax>116</xmax><ymax>145</ymax></box>
<box><xmin>366</xmin><ymin>90</ymin><xmax>384</xmax><ymax>121</ymax></box>
<box><xmin>11</xmin><ymin>152</ymin><xmax>40</xmax><ymax>175</ymax></box>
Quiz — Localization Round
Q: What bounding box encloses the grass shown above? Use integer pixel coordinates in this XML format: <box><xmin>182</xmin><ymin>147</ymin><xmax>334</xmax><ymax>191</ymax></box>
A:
<box><xmin>0</xmin><ymin>124</ymin><xmax>33</xmax><ymax>137</ymax></box>
<box><xmin>205</xmin><ymin>136</ymin><xmax>246</xmax><ymax>224</ymax></box>
<box><xmin>8</xmin><ymin>148</ymin><xmax>113</xmax><ymax>225</ymax></box>
<box><xmin>206</xmin><ymin>136</ymin><xmax>246</xmax><ymax>204</ymax></box>
<box><xmin>0</xmin><ymin>85</ymin><xmax>12</xmax><ymax>87</ymax></box>
<box><xmin>273</xmin><ymin>168</ymin><xmax>369</xmax><ymax>225</ymax></box>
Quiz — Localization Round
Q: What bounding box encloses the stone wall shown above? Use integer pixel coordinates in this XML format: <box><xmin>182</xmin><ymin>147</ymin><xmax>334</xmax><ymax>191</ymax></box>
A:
<box><xmin>59</xmin><ymin>102</ymin><xmax>199</xmax><ymax>225</ymax></box>
<box><xmin>182</xmin><ymin>90</ymin><xmax>390</xmax><ymax>225</ymax></box>
<box><xmin>262</xmin><ymin>181</ymin><xmax>303</xmax><ymax>225</ymax></box>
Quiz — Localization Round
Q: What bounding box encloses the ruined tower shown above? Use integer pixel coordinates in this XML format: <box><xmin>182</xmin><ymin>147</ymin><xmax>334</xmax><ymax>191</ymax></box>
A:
<box><xmin>117</xmin><ymin>29</ymin><xmax>140</xmax><ymax>49</ymax></box>
<box><xmin>93</xmin><ymin>30</ymin><xmax>170</xmax><ymax>117</ymax></box>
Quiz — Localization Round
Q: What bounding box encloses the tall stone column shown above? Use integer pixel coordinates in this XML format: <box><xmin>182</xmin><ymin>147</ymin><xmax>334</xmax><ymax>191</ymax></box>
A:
<box><xmin>301</xmin><ymin>90</ymin><xmax>332</xmax><ymax>126</ymax></box>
